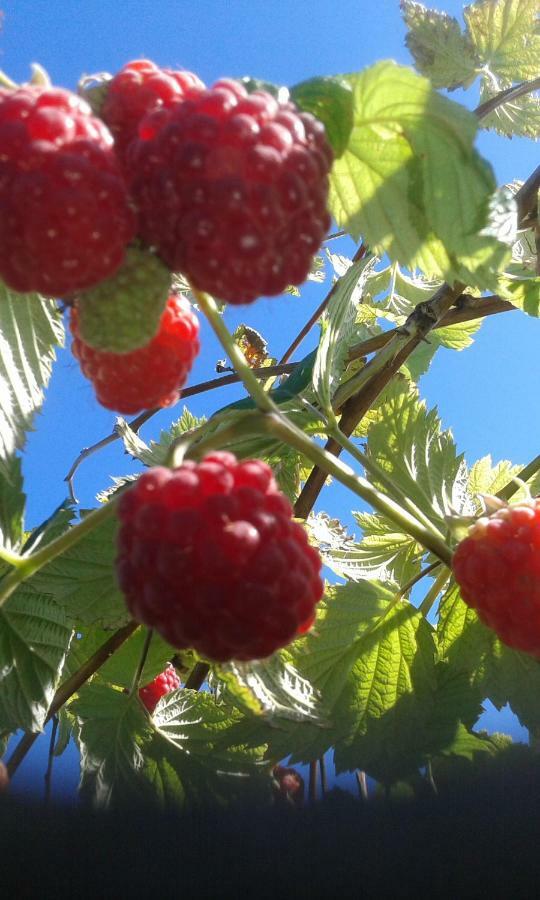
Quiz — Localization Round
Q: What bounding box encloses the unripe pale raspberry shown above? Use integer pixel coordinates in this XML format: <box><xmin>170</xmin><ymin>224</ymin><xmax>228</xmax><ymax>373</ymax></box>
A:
<box><xmin>0</xmin><ymin>86</ymin><xmax>136</xmax><ymax>296</ymax></box>
<box><xmin>70</xmin><ymin>292</ymin><xmax>200</xmax><ymax>413</ymax></box>
<box><xmin>139</xmin><ymin>664</ymin><xmax>181</xmax><ymax>713</ymax></box>
<box><xmin>452</xmin><ymin>499</ymin><xmax>540</xmax><ymax>656</ymax></box>
<box><xmin>75</xmin><ymin>246</ymin><xmax>172</xmax><ymax>353</ymax></box>
<box><xmin>127</xmin><ymin>79</ymin><xmax>333</xmax><ymax>304</ymax></box>
<box><xmin>101</xmin><ymin>59</ymin><xmax>204</xmax><ymax>167</ymax></box>
<box><xmin>115</xmin><ymin>453</ymin><xmax>324</xmax><ymax>662</ymax></box>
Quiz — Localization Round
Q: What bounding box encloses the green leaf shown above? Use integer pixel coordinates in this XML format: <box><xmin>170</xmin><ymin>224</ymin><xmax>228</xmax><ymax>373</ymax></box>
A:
<box><xmin>72</xmin><ymin>683</ymin><xmax>153</xmax><ymax>808</ymax></box>
<box><xmin>499</xmin><ymin>271</ymin><xmax>540</xmax><ymax>314</ymax></box>
<box><xmin>366</xmin><ymin>379</ymin><xmax>474</xmax><ymax>531</ymax></box>
<box><xmin>29</xmin><ymin>512</ymin><xmax>130</xmax><ymax>628</ymax></box>
<box><xmin>402</xmin><ymin>0</ymin><xmax>478</xmax><ymax>89</ymax></box>
<box><xmin>0</xmin><ymin>285</ymin><xmax>64</xmax><ymax>477</ymax></box>
<box><xmin>465</xmin><ymin>0</ymin><xmax>540</xmax><ymax>82</ymax></box>
<box><xmin>467</xmin><ymin>454</ymin><xmax>522</xmax><ymax>504</ymax></box>
<box><xmin>117</xmin><ymin>406</ymin><xmax>207</xmax><ymax>468</ymax></box>
<box><xmin>0</xmin><ymin>456</ymin><xmax>25</xmax><ymax>552</ymax></box>
<box><xmin>295</xmin><ymin>581</ymin><xmax>465</xmax><ymax>782</ymax></box>
<box><xmin>313</xmin><ymin>254</ymin><xmax>375</xmax><ymax>414</ymax></box>
<box><xmin>478</xmin><ymin>76</ymin><xmax>540</xmax><ymax>138</ymax></box>
<box><xmin>329</xmin><ymin>61</ymin><xmax>510</xmax><ymax>286</ymax></box>
<box><xmin>0</xmin><ymin>590</ymin><xmax>72</xmax><ymax>732</ymax></box>
<box><xmin>290</xmin><ymin>76</ymin><xmax>354</xmax><ymax>158</ymax></box>
<box><xmin>63</xmin><ymin>625</ymin><xmax>175</xmax><ymax>690</ymax></box>
<box><xmin>240</xmin><ymin>75</ymin><xmax>285</xmax><ymax>100</ymax></box>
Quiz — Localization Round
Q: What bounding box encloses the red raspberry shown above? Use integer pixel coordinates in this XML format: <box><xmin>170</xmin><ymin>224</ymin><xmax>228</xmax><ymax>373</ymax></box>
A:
<box><xmin>115</xmin><ymin>453</ymin><xmax>324</xmax><ymax>662</ymax></box>
<box><xmin>452</xmin><ymin>499</ymin><xmax>540</xmax><ymax>656</ymax></box>
<box><xmin>138</xmin><ymin>664</ymin><xmax>181</xmax><ymax>713</ymax></box>
<box><xmin>101</xmin><ymin>59</ymin><xmax>204</xmax><ymax>168</ymax></box>
<box><xmin>272</xmin><ymin>765</ymin><xmax>304</xmax><ymax>804</ymax></box>
<box><xmin>70</xmin><ymin>292</ymin><xmax>200</xmax><ymax>413</ymax></box>
<box><xmin>127</xmin><ymin>79</ymin><xmax>333</xmax><ymax>304</ymax></box>
<box><xmin>0</xmin><ymin>86</ymin><xmax>135</xmax><ymax>296</ymax></box>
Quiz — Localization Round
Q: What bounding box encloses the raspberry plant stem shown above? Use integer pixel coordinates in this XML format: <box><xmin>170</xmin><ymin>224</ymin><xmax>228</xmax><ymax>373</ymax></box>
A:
<box><xmin>0</xmin><ymin>547</ymin><xmax>24</xmax><ymax>568</ymax></box>
<box><xmin>0</xmin><ymin>500</ymin><xmax>117</xmax><ymax>611</ymax></box>
<box><xmin>129</xmin><ymin>628</ymin><xmax>154</xmax><ymax>696</ymax></box>
<box><xmin>418</xmin><ymin>569</ymin><xmax>451</xmax><ymax>619</ymax></box>
<box><xmin>194</xmin><ymin>285</ymin><xmax>453</xmax><ymax>567</ymax></box>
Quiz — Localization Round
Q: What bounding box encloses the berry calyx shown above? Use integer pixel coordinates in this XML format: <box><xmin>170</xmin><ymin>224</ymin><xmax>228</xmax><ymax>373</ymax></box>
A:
<box><xmin>70</xmin><ymin>292</ymin><xmax>200</xmax><ymax>413</ymax></box>
<box><xmin>127</xmin><ymin>79</ymin><xmax>333</xmax><ymax>304</ymax></box>
<box><xmin>75</xmin><ymin>246</ymin><xmax>172</xmax><ymax>353</ymax></box>
<box><xmin>101</xmin><ymin>59</ymin><xmax>204</xmax><ymax>167</ymax></box>
<box><xmin>0</xmin><ymin>86</ymin><xmax>135</xmax><ymax>296</ymax></box>
<box><xmin>138</xmin><ymin>664</ymin><xmax>181</xmax><ymax>713</ymax></box>
<box><xmin>452</xmin><ymin>499</ymin><xmax>540</xmax><ymax>656</ymax></box>
<box><xmin>115</xmin><ymin>453</ymin><xmax>324</xmax><ymax>662</ymax></box>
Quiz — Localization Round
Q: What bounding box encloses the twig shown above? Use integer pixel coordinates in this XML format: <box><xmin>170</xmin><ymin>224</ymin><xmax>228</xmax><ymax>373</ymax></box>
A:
<box><xmin>185</xmin><ymin>662</ymin><xmax>210</xmax><ymax>691</ymax></box>
<box><xmin>475</xmin><ymin>76</ymin><xmax>540</xmax><ymax>121</ymax></box>
<box><xmin>64</xmin><ymin>362</ymin><xmax>297</xmax><ymax>503</ymax></box>
<box><xmin>43</xmin><ymin>716</ymin><xmax>59</xmax><ymax>806</ymax></box>
<box><xmin>7</xmin><ymin>620</ymin><xmax>138</xmax><ymax>779</ymax></box>
<box><xmin>319</xmin><ymin>755</ymin><xmax>328</xmax><ymax>797</ymax></box>
<box><xmin>278</xmin><ymin>243</ymin><xmax>368</xmax><ymax>365</ymax></box>
<box><xmin>356</xmin><ymin>770</ymin><xmax>368</xmax><ymax>801</ymax></box>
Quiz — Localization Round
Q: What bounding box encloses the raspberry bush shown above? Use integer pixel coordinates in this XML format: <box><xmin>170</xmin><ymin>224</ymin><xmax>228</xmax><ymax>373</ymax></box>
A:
<box><xmin>0</xmin><ymin>0</ymin><xmax>539</xmax><ymax>810</ymax></box>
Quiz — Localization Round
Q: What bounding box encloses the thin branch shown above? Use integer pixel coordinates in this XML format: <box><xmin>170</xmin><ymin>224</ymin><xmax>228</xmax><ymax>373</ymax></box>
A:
<box><xmin>43</xmin><ymin>716</ymin><xmax>59</xmax><ymax>806</ymax></box>
<box><xmin>278</xmin><ymin>243</ymin><xmax>368</xmax><ymax>365</ymax></box>
<box><xmin>475</xmin><ymin>75</ymin><xmax>540</xmax><ymax>121</ymax></box>
<box><xmin>319</xmin><ymin>755</ymin><xmax>328</xmax><ymax>797</ymax></box>
<box><xmin>128</xmin><ymin>628</ymin><xmax>154</xmax><ymax>696</ymax></box>
<box><xmin>185</xmin><ymin>662</ymin><xmax>210</xmax><ymax>691</ymax></box>
<box><xmin>356</xmin><ymin>770</ymin><xmax>368</xmax><ymax>801</ymax></box>
<box><xmin>7</xmin><ymin>620</ymin><xmax>138</xmax><ymax>779</ymax></box>
<box><xmin>309</xmin><ymin>760</ymin><xmax>318</xmax><ymax>803</ymax></box>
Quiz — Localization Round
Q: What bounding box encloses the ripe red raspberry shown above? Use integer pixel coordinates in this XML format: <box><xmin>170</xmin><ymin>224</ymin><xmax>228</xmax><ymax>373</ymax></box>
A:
<box><xmin>452</xmin><ymin>499</ymin><xmax>540</xmax><ymax>656</ymax></box>
<box><xmin>101</xmin><ymin>59</ymin><xmax>204</xmax><ymax>168</ymax></box>
<box><xmin>70</xmin><ymin>292</ymin><xmax>200</xmax><ymax>413</ymax></box>
<box><xmin>0</xmin><ymin>86</ymin><xmax>135</xmax><ymax>296</ymax></box>
<box><xmin>138</xmin><ymin>664</ymin><xmax>181</xmax><ymax>713</ymax></box>
<box><xmin>272</xmin><ymin>765</ymin><xmax>304</xmax><ymax>805</ymax></box>
<box><xmin>115</xmin><ymin>453</ymin><xmax>324</xmax><ymax>662</ymax></box>
<box><xmin>127</xmin><ymin>79</ymin><xmax>333</xmax><ymax>304</ymax></box>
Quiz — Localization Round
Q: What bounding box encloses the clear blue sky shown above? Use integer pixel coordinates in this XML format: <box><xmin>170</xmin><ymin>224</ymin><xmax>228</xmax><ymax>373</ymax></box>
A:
<box><xmin>1</xmin><ymin>0</ymin><xmax>536</xmax><ymax>799</ymax></box>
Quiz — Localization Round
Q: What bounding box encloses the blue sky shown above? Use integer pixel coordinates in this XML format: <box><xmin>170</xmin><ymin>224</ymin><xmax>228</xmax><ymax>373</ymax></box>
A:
<box><xmin>1</xmin><ymin>0</ymin><xmax>537</xmax><ymax>799</ymax></box>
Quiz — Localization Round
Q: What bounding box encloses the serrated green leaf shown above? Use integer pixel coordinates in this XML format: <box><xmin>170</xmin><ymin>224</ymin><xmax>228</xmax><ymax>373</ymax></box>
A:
<box><xmin>366</xmin><ymin>380</ymin><xmax>474</xmax><ymax>530</ymax></box>
<box><xmin>478</xmin><ymin>75</ymin><xmax>540</xmax><ymax>138</ymax></box>
<box><xmin>465</xmin><ymin>0</ymin><xmax>540</xmax><ymax>82</ymax></box>
<box><xmin>313</xmin><ymin>254</ymin><xmax>375</xmax><ymax>414</ymax></box>
<box><xmin>467</xmin><ymin>454</ymin><xmax>522</xmax><ymax>504</ymax></box>
<box><xmin>329</xmin><ymin>61</ymin><xmax>511</xmax><ymax>286</ymax></box>
<box><xmin>53</xmin><ymin>706</ymin><xmax>75</xmax><ymax>757</ymax></box>
<box><xmin>0</xmin><ymin>285</ymin><xmax>64</xmax><ymax>477</ymax></box>
<box><xmin>0</xmin><ymin>590</ymin><xmax>72</xmax><ymax>732</ymax></box>
<box><xmin>72</xmin><ymin>683</ymin><xmax>153</xmax><ymax>808</ymax></box>
<box><xmin>29</xmin><ymin>512</ymin><xmax>129</xmax><ymax>628</ymax></box>
<box><xmin>63</xmin><ymin>625</ymin><xmax>175</xmax><ymax>691</ymax></box>
<box><xmin>0</xmin><ymin>456</ymin><xmax>24</xmax><ymax>552</ymax></box>
<box><xmin>117</xmin><ymin>406</ymin><xmax>207</xmax><ymax>468</ymax></box>
<box><xmin>402</xmin><ymin>0</ymin><xmax>478</xmax><ymax>89</ymax></box>
<box><xmin>499</xmin><ymin>271</ymin><xmax>540</xmax><ymax>313</ymax></box>
<box><xmin>290</xmin><ymin>76</ymin><xmax>354</xmax><ymax>158</ymax></box>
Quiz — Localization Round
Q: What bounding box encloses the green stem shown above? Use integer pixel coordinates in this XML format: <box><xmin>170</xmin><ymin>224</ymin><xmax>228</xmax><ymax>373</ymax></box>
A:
<box><xmin>497</xmin><ymin>453</ymin><xmax>540</xmax><ymax>502</ymax></box>
<box><xmin>0</xmin><ymin>546</ymin><xmax>24</xmax><ymax>568</ymax></box>
<box><xmin>328</xmin><ymin>424</ymin><xmax>448</xmax><ymax>542</ymax></box>
<box><xmin>0</xmin><ymin>500</ymin><xmax>117</xmax><ymax>611</ymax></box>
<box><xmin>267</xmin><ymin>413</ymin><xmax>453</xmax><ymax>566</ymax></box>
<box><xmin>193</xmin><ymin>288</ymin><xmax>276</xmax><ymax>414</ymax></box>
<box><xmin>196</xmin><ymin>285</ymin><xmax>453</xmax><ymax>566</ymax></box>
<box><xmin>418</xmin><ymin>568</ymin><xmax>450</xmax><ymax>619</ymax></box>
<box><xmin>129</xmin><ymin>628</ymin><xmax>154</xmax><ymax>696</ymax></box>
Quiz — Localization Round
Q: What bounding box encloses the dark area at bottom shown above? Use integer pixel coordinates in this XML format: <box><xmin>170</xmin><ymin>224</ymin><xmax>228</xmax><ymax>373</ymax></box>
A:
<box><xmin>2</xmin><ymin>764</ymin><xmax>540</xmax><ymax>899</ymax></box>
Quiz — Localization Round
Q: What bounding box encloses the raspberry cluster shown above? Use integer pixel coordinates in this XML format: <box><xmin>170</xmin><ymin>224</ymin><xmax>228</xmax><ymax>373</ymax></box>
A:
<box><xmin>127</xmin><ymin>77</ymin><xmax>333</xmax><ymax>303</ymax></box>
<box><xmin>0</xmin><ymin>86</ymin><xmax>135</xmax><ymax>296</ymax></box>
<box><xmin>70</xmin><ymin>292</ymin><xmax>200</xmax><ymax>413</ymax></box>
<box><xmin>115</xmin><ymin>453</ymin><xmax>324</xmax><ymax>662</ymax></box>
<box><xmin>138</xmin><ymin>665</ymin><xmax>181</xmax><ymax>713</ymax></box>
<box><xmin>452</xmin><ymin>499</ymin><xmax>540</xmax><ymax>656</ymax></box>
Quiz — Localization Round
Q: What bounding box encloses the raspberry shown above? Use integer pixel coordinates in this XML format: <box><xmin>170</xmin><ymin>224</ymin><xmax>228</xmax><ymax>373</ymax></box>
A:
<box><xmin>138</xmin><ymin>664</ymin><xmax>181</xmax><ymax>713</ymax></box>
<box><xmin>75</xmin><ymin>246</ymin><xmax>172</xmax><ymax>353</ymax></box>
<box><xmin>0</xmin><ymin>86</ymin><xmax>135</xmax><ymax>296</ymax></box>
<box><xmin>272</xmin><ymin>765</ymin><xmax>304</xmax><ymax>804</ymax></box>
<box><xmin>127</xmin><ymin>79</ymin><xmax>333</xmax><ymax>304</ymax></box>
<box><xmin>115</xmin><ymin>453</ymin><xmax>324</xmax><ymax>662</ymax></box>
<box><xmin>452</xmin><ymin>499</ymin><xmax>540</xmax><ymax>656</ymax></box>
<box><xmin>70</xmin><ymin>292</ymin><xmax>200</xmax><ymax>413</ymax></box>
<box><xmin>101</xmin><ymin>59</ymin><xmax>204</xmax><ymax>167</ymax></box>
